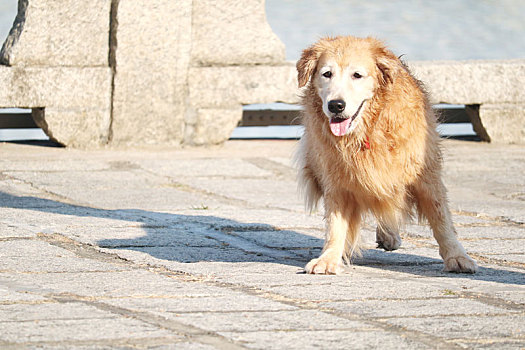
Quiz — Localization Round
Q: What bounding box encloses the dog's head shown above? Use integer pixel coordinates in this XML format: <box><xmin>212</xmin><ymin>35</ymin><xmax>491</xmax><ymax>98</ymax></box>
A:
<box><xmin>297</xmin><ymin>36</ymin><xmax>401</xmax><ymax>137</ymax></box>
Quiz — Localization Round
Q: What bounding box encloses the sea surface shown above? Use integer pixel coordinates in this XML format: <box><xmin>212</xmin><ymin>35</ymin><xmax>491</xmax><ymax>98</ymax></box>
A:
<box><xmin>1</xmin><ymin>1</ymin><xmax>524</xmax><ymax>141</ymax></box>
<box><xmin>265</xmin><ymin>0</ymin><xmax>525</xmax><ymax>61</ymax></box>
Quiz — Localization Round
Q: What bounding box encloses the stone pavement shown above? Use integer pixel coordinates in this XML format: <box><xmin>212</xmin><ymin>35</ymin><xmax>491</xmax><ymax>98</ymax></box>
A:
<box><xmin>0</xmin><ymin>139</ymin><xmax>523</xmax><ymax>349</ymax></box>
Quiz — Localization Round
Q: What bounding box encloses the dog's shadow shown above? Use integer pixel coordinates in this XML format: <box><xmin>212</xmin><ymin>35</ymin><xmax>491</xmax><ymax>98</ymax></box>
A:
<box><xmin>2</xmin><ymin>191</ymin><xmax>523</xmax><ymax>286</ymax></box>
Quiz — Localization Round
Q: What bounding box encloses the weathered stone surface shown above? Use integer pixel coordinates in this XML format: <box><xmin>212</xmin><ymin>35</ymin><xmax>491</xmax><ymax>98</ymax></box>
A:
<box><xmin>410</xmin><ymin>59</ymin><xmax>525</xmax><ymax>105</ymax></box>
<box><xmin>0</xmin><ymin>240</ymin><xmax>130</xmax><ymax>273</ymax></box>
<box><xmin>188</xmin><ymin>65</ymin><xmax>299</xmax><ymax>108</ymax></box>
<box><xmin>0</xmin><ymin>67</ymin><xmax>111</xmax><ymax>109</ymax></box>
<box><xmin>0</xmin><ymin>0</ymin><xmax>110</xmax><ymax>67</ymax></box>
<box><xmin>221</xmin><ymin>330</ymin><xmax>430</xmax><ymax>350</ymax></box>
<box><xmin>105</xmin><ymin>293</ymin><xmax>297</xmax><ymax>314</ymax></box>
<box><xmin>110</xmin><ymin>0</ymin><xmax>192</xmax><ymax>146</ymax></box>
<box><xmin>3</xmin><ymin>169</ymin><xmax>225</xmax><ymax>211</ymax></box>
<box><xmin>184</xmin><ymin>64</ymin><xmax>298</xmax><ymax>143</ymax></box>
<box><xmin>184</xmin><ymin>107</ymin><xmax>243</xmax><ymax>145</ymax></box>
<box><xmin>478</xmin><ymin>104</ymin><xmax>525</xmax><ymax>144</ymax></box>
<box><xmin>411</xmin><ymin>60</ymin><xmax>525</xmax><ymax>144</ymax></box>
<box><xmin>191</xmin><ymin>0</ymin><xmax>285</xmax><ymax>66</ymax></box>
<box><xmin>1</xmin><ymin>312</ymin><xmax>176</xmax><ymax>344</ymax></box>
<box><xmin>0</xmin><ymin>66</ymin><xmax>112</xmax><ymax>147</ymax></box>
<box><xmin>322</xmin><ymin>298</ymin><xmax>515</xmax><ymax>318</ymax></box>
<box><xmin>33</xmin><ymin>107</ymin><xmax>111</xmax><ymax>147</ymax></box>
<box><xmin>386</xmin><ymin>315</ymin><xmax>524</xmax><ymax>340</ymax></box>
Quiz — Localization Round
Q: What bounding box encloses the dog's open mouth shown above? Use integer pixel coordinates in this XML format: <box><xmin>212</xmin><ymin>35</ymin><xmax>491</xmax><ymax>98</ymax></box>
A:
<box><xmin>329</xmin><ymin>100</ymin><xmax>366</xmax><ymax>137</ymax></box>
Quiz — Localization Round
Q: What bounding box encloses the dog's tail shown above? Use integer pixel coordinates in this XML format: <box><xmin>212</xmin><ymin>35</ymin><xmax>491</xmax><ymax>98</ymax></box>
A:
<box><xmin>298</xmin><ymin>165</ymin><xmax>323</xmax><ymax>213</ymax></box>
<box><xmin>294</xmin><ymin>136</ymin><xmax>323</xmax><ymax>213</ymax></box>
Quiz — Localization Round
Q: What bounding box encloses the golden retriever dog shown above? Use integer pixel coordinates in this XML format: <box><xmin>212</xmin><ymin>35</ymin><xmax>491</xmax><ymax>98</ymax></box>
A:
<box><xmin>295</xmin><ymin>36</ymin><xmax>477</xmax><ymax>274</ymax></box>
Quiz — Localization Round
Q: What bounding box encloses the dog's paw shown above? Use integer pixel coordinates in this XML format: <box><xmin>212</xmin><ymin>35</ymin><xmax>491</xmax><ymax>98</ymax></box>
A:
<box><xmin>376</xmin><ymin>230</ymin><xmax>402</xmax><ymax>251</ymax></box>
<box><xmin>305</xmin><ymin>257</ymin><xmax>342</xmax><ymax>275</ymax></box>
<box><xmin>443</xmin><ymin>255</ymin><xmax>478</xmax><ymax>274</ymax></box>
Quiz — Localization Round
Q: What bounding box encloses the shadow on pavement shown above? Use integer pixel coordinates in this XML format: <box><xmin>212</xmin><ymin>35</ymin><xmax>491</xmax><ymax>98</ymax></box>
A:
<box><xmin>1</xmin><ymin>191</ymin><xmax>523</xmax><ymax>286</ymax></box>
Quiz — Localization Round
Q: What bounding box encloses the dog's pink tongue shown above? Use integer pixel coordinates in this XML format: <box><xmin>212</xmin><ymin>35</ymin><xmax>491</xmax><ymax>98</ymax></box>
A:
<box><xmin>330</xmin><ymin>118</ymin><xmax>351</xmax><ymax>136</ymax></box>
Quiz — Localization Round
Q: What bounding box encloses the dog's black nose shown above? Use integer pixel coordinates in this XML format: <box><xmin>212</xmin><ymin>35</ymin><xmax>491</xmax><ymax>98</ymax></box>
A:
<box><xmin>328</xmin><ymin>100</ymin><xmax>346</xmax><ymax>114</ymax></box>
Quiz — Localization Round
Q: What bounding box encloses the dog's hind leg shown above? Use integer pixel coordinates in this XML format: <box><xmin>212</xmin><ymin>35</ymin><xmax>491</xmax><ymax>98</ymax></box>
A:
<box><xmin>376</xmin><ymin>224</ymin><xmax>402</xmax><ymax>251</ymax></box>
<box><xmin>413</xmin><ymin>178</ymin><xmax>478</xmax><ymax>273</ymax></box>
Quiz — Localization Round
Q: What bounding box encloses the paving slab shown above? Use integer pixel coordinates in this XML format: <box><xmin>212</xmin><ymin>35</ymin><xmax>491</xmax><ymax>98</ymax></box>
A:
<box><xmin>385</xmin><ymin>314</ymin><xmax>524</xmax><ymax>340</ymax></box>
<box><xmin>220</xmin><ymin>329</ymin><xmax>432</xmax><ymax>350</ymax></box>
<box><xmin>321</xmin><ymin>298</ymin><xmax>519</xmax><ymax>318</ymax></box>
<box><xmin>0</xmin><ymin>139</ymin><xmax>523</xmax><ymax>349</ymax></box>
<box><xmin>0</xmin><ymin>317</ymin><xmax>178</xmax><ymax>344</ymax></box>
<box><xmin>0</xmin><ymin>240</ymin><xmax>131</xmax><ymax>273</ymax></box>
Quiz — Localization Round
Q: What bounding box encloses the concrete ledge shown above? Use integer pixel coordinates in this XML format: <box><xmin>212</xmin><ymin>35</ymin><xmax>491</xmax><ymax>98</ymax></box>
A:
<box><xmin>0</xmin><ymin>0</ymin><xmax>522</xmax><ymax>146</ymax></box>
<box><xmin>0</xmin><ymin>66</ymin><xmax>112</xmax><ymax>108</ymax></box>
<box><xmin>410</xmin><ymin>60</ymin><xmax>525</xmax><ymax>105</ymax></box>
<box><xmin>0</xmin><ymin>66</ymin><xmax>112</xmax><ymax>147</ymax></box>
<box><xmin>188</xmin><ymin>64</ymin><xmax>298</xmax><ymax>108</ymax></box>
<box><xmin>228</xmin><ymin>59</ymin><xmax>524</xmax><ymax>144</ymax></box>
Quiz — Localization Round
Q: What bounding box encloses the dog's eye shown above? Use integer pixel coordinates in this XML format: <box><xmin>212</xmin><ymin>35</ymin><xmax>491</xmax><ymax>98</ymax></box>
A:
<box><xmin>353</xmin><ymin>72</ymin><xmax>363</xmax><ymax>79</ymax></box>
<box><xmin>322</xmin><ymin>71</ymin><xmax>332</xmax><ymax>78</ymax></box>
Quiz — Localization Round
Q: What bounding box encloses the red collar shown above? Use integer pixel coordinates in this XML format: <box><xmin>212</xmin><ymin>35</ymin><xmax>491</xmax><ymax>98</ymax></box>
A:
<box><xmin>363</xmin><ymin>135</ymin><xmax>371</xmax><ymax>150</ymax></box>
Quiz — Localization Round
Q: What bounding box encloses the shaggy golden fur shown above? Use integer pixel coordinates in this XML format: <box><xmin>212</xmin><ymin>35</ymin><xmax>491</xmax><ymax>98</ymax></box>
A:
<box><xmin>296</xmin><ymin>36</ymin><xmax>477</xmax><ymax>274</ymax></box>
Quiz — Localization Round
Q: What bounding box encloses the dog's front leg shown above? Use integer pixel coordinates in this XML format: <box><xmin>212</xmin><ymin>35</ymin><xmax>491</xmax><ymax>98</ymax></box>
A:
<box><xmin>306</xmin><ymin>211</ymin><xmax>347</xmax><ymax>274</ymax></box>
<box><xmin>305</xmin><ymin>200</ymin><xmax>361</xmax><ymax>275</ymax></box>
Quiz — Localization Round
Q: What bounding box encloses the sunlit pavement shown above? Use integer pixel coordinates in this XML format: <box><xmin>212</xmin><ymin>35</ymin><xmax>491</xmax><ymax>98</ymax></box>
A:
<box><xmin>0</xmin><ymin>139</ymin><xmax>523</xmax><ymax>349</ymax></box>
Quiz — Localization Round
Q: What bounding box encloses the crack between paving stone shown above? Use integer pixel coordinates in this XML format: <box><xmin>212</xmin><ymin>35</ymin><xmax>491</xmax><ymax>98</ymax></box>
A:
<box><xmin>373</xmin><ymin>311</ymin><xmax>522</xmax><ymax>320</ymax></box>
<box><xmin>36</xmin><ymin>232</ymin><xmax>137</xmax><ymax>268</ymax></box>
<box><xmin>401</xmin><ymin>236</ymin><xmax>525</xmax><ymax>270</ymax></box>
<box><xmin>461</xmin><ymin>252</ymin><xmax>525</xmax><ymax>270</ymax></box>
<box><xmin>0</xmin><ymin>336</ymin><xmax>190</xmax><ymax>349</ymax></box>
<box><xmin>243</xmin><ymin>157</ymin><xmax>296</xmax><ymax>179</ymax></box>
<box><xmin>0</xmin><ymin>300</ymin><xmax>55</xmax><ymax>306</ymax></box>
<box><xmin>211</xmin><ymin>282</ymin><xmax>465</xmax><ymax>350</ymax></box>
<box><xmin>1</xmin><ymin>316</ymin><xmax>115</xmax><ymax>324</ymax></box>
<box><xmin>451</xmin><ymin>209</ymin><xmax>524</xmax><ymax>227</ymax></box>
<box><xmin>1</xmin><ymin>172</ymin><xmax>94</xmax><ymax>208</ymax></box>
<box><xmin>46</xmin><ymin>293</ymin><xmax>247</xmax><ymax>350</ymax></box>
<box><xmin>135</xmin><ymin>166</ymin><xmax>304</xmax><ymax>213</ymax></box>
<box><xmin>0</xmin><ymin>237</ymin><xmax>34</xmax><ymax>242</ymax></box>
<box><xmin>453</xmin><ymin>237</ymin><xmax>524</xmax><ymax>241</ymax></box>
<box><xmin>0</xmin><ymin>270</ymin><xmax>129</xmax><ymax>275</ymax></box>
<box><xmin>445</xmin><ymin>337</ymin><xmax>525</xmax><ymax>345</ymax></box>
<box><xmin>455</xmin><ymin>291</ymin><xmax>525</xmax><ymax>311</ymax></box>
<box><xmin>162</xmin><ymin>309</ymin><xmax>299</xmax><ymax>315</ymax></box>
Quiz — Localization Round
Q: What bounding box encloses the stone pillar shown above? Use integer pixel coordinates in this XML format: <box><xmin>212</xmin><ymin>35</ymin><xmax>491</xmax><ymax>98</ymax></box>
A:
<box><xmin>109</xmin><ymin>0</ymin><xmax>292</xmax><ymax>146</ymax></box>
<box><xmin>109</xmin><ymin>0</ymin><xmax>192</xmax><ymax>146</ymax></box>
<box><xmin>184</xmin><ymin>0</ymin><xmax>288</xmax><ymax>145</ymax></box>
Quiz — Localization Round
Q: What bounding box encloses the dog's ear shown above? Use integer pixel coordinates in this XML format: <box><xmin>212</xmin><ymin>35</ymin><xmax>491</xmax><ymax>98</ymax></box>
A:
<box><xmin>375</xmin><ymin>48</ymin><xmax>402</xmax><ymax>86</ymax></box>
<box><xmin>297</xmin><ymin>45</ymin><xmax>322</xmax><ymax>88</ymax></box>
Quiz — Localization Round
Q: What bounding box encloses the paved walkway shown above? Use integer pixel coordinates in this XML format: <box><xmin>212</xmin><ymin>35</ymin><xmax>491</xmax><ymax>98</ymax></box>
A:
<box><xmin>0</xmin><ymin>139</ymin><xmax>523</xmax><ymax>349</ymax></box>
